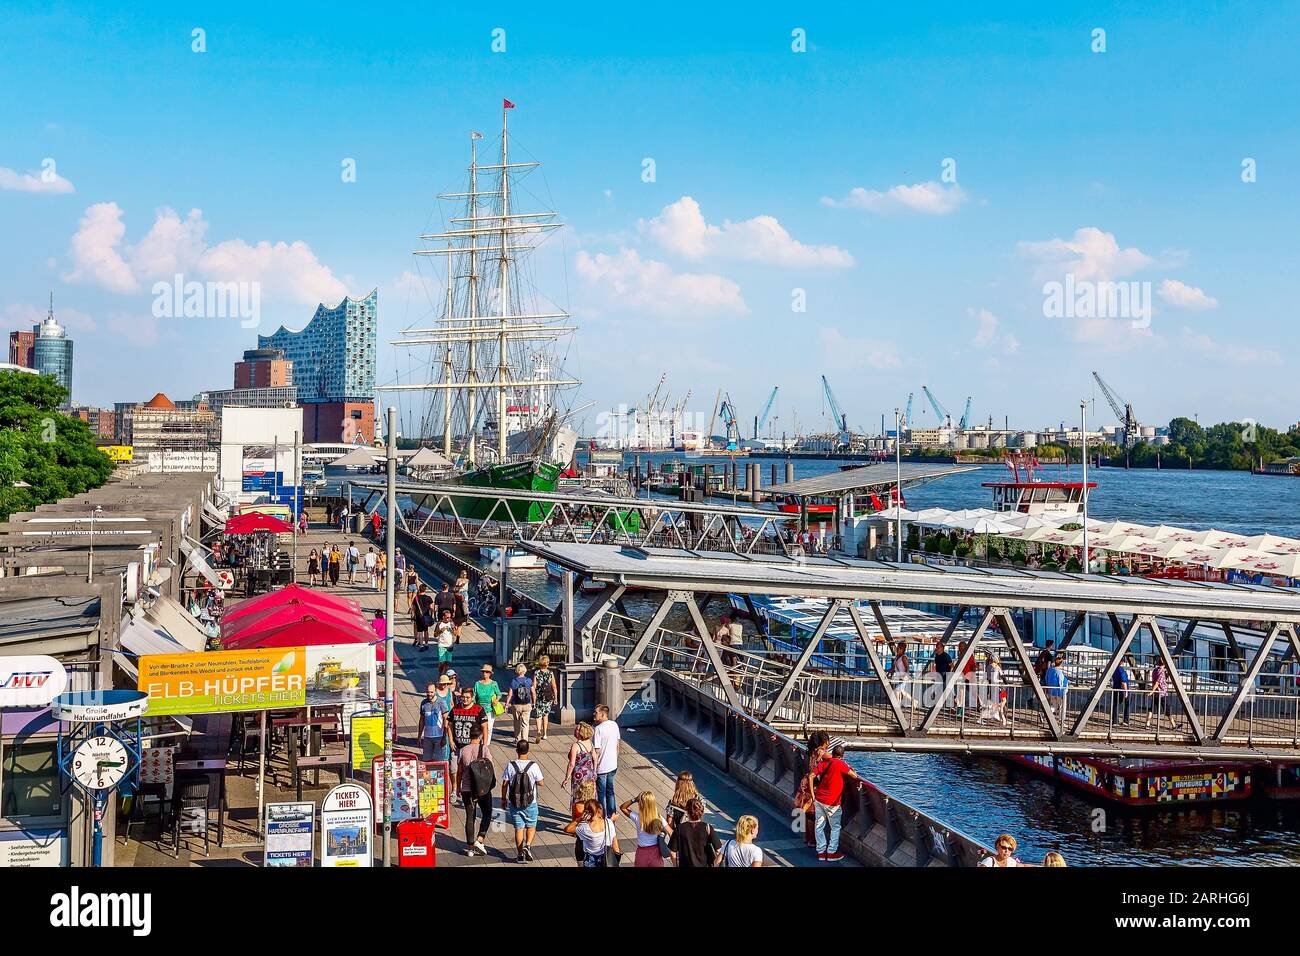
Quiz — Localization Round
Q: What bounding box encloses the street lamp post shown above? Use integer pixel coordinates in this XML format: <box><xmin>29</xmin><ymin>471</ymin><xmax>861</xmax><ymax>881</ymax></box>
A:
<box><xmin>382</xmin><ymin>407</ymin><xmax>397</xmax><ymax>866</ymax></box>
<box><xmin>1081</xmin><ymin>399</ymin><xmax>1090</xmax><ymax>647</ymax></box>
<box><xmin>894</xmin><ymin>408</ymin><xmax>902</xmax><ymax>562</ymax></box>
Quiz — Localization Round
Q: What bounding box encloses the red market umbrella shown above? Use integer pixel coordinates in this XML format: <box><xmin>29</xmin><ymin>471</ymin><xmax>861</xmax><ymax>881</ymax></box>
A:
<box><xmin>220</xmin><ymin>613</ymin><xmax>377</xmax><ymax>650</ymax></box>
<box><xmin>221</xmin><ymin>601</ymin><xmax>369</xmax><ymax>644</ymax></box>
<box><xmin>222</xmin><ymin>583</ymin><xmax>361</xmax><ymax>624</ymax></box>
<box><xmin>224</xmin><ymin>511</ymin><xmax>295</xmax><ymax>535</ymax></box>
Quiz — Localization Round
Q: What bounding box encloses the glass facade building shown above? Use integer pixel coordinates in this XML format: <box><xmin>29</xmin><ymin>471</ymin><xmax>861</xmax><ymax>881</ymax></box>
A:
<box><xmin>258</xmin><ymin>290</ymin><xmax>376</xmax><ymax>404</ymax></box>
<box><xmin>33</xmin><ymin>313</ymin><xmax>73</xmax><ymax>403</ymax></box>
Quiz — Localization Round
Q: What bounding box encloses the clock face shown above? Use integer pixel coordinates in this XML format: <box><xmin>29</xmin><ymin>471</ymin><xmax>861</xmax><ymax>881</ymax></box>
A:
<box><xmin>72</xmin><ymin>735</ymin><xmax>130</xmax><ymax>791</ymax></box>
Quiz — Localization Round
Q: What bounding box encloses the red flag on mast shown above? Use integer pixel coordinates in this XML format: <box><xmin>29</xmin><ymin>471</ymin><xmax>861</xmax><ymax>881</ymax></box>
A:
<box><xmin>503</xmin><ymin>98</ymin><xmax>516</xmax><ymax>109</ymax></box>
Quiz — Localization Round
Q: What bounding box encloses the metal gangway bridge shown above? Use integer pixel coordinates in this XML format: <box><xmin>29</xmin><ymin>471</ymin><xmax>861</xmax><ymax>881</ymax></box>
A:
<box><xmin>345</xmin><ymin>478</ymin><xmax>805</xmax><ymax>555</ymax></box>
<box><xmin>528</xmin><ymin>541</ymin><xmax>1300</xmax><ymax>761</ymax></box>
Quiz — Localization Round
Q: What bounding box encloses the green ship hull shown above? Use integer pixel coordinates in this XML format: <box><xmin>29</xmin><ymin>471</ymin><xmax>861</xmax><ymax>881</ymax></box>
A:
<box><xmin>433</xmin><ymin>459</ymin><xmax>642</xmax><ymax>534</ymax></box>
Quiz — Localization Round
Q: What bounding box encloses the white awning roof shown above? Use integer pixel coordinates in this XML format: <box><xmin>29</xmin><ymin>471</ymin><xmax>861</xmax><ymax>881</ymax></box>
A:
<box><xmin>116</xmin><ymin>616</ymin><xmax>194</xmax><ymax>680</ymax></box>
<box><xmin>145</xmin><ymin>595</ymin><xmax>208</xmax><ymax>652</ymax></box>
<box><xmin>405</xmin><ymin>448</ymin><xmax>454</xmax><ymax>469</ymax></box>
<box><xmin>179</xmin><ymin>537</ymin><xmax>224</xmax><ymax>590</ymax></box>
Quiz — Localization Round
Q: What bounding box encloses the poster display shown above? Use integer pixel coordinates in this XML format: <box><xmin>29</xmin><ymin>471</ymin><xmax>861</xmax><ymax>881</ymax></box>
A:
<box><xmin>418</xmin><ymin>761</ymin><xmax>450</xmax><ymax>827</ymax></box>
<box><xmin>137</xmin><ymin>644</ymin><xmax>376</xmax><ymax>716</ymax></box>
<box><xmin>321</xmin><ymin>783</ymin><xmax>373</xmax><ymax>868</ymax></box>
<box><xmin>138</xmin><ymin>746</ymin><xmax>176</xmax><ymax>797</ymax></box>
<box><xmin>264</xmin><ymin>802</ymin><xmax>315</xmax><ymax>867</ymax></box>
<box><xmin>349</xmin><ymin>713</ymin><xmax>386</xmax><ymax>772</ymax></box>
<box><xmin>371</xmin><ymin>753</ymin><xmax>420</xmax><ymax>827</ymax></box>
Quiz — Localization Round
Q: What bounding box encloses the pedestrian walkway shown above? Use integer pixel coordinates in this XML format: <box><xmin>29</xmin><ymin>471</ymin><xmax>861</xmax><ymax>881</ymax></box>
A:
<box><xmin>297</xmin><ymin>523</ymin><xmax>831</xmax><ymax>867</ymax></box>
<box><xmin>117</xmin><ymin>522</ymin><xmax>834</xmax><ymax>866</ymax></box>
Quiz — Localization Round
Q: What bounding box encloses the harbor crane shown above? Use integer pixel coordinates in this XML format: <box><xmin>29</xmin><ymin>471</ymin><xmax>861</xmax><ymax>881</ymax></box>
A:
<box><xmin>821</xmin><ymin>375</ymin><xmax>851</xmax><ymax>448</ymax></box>
<box><xmin>719</xmin><ymin>393</ymin><xmax>741</xmax><ymax>450</ymax></box>
<box><xmin>904</xmin><ymin>392</ymin><xmax>914</xmax><ymax>430</ymax></box>
<box><xmin>958</xmin><ymin>396</ymin><xmax>973</xmax><ymax>430</ymax></box>
<box><xmin>921</xmin><ymin>385</ymin><xmax>953</xmax><ymax>428</ymax></box>
<box><xmin>1092</xmin><ymin>371</ymin><xmax>1139</xmax><ymax>447</ymax></box>
<box><xmin>754</xmin><ymin>386</ymin><xmax>779</xmax><ymax>439</ymax></box>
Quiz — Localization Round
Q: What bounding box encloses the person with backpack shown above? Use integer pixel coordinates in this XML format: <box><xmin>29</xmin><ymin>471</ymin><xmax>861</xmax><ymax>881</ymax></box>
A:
<box><xmin>449</xmin><ymin>685</ymin><xmax>488</xmax><ymax>789</ymax></box>
<box><xmin>346</xmin><ymin>541</ymin><xmax>360</xmax><ymax>584</ymax></box>
<box><xmin>458</xmin><ymin>722</ymin><xmax>495</xmax><ymax>857</ymax></box>
<box><xmin>501</xmin><ymin>739</ymin><xmax>545</xmax><ymax>863</ymax></box>
<box><xmin>507</xmin><ymin>663</ymin><xmax>534</xmax><ymax>745</ymax></box>
<box><xmin>532</xmin><ymin>655</ymin><xmax>557</xmax><ymax>742</ymax></box>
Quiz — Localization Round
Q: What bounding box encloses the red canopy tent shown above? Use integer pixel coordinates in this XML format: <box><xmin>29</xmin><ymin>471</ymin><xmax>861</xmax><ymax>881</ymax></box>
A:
<box><xmin>222</xmin><ymin>583</ymin><xmax>361</xmax><ymax>624</ymax></box>
<box><xmin>220</xmin><ymin>613</ymin><xmax>377</xmax><ymax>651</ymax></box>
<box><xmin>224</xmin><ymin>511</ymin><xmax>295</xmax><ymax>535</ymax></box>
<box><xmin>220</xmin><ymin>601</ymin><xmax>369</xmax><ymax>644</ymax></box>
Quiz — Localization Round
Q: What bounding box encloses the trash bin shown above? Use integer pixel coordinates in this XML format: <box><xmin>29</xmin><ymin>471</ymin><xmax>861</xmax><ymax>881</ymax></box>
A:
<box><xmin>397</xmin><ymin>818</ymin><xmax>437</xmax><ymax>867</ymax></box>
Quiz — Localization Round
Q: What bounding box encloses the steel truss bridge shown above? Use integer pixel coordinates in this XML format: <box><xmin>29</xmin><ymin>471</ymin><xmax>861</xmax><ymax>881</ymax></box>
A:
<box><xmin>346</xmin><ymin>479</ymin><xmax>802</xmax><ymax>555</ymax></box>
<box><xmin>528</xmin><ymin>541</ymin><xmax>1300</xmax><ymax>761</ymax></box>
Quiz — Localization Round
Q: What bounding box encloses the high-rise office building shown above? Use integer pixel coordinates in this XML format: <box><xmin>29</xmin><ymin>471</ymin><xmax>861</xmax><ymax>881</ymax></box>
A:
<box><xmin>8</xmin><ymin>329</ymin><xmax>35</xmax><ymax>368</ymax></box>
<box><xmin>33</xmin><ymin>294</ymin><xmax>74</xmax><ymax>402</ymax></box>
<box><xmin>257</xmin><ymin>289</ymin><xmax>377</xmax><ymax>442</ymax></box>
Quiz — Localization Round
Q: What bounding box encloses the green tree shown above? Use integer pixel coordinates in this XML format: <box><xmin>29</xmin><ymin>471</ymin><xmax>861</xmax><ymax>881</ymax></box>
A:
<box><xmin>0</xmin><ymin>371</ymin><xmax>114</xmax><ymax>520</ymax></box>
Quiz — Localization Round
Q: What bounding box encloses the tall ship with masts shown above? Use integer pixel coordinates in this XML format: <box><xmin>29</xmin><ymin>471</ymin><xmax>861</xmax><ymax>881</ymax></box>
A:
<box><xmin>380</xmin><ymin>100</ymin><xmax>582</xmax><ymax>521</ymax></box>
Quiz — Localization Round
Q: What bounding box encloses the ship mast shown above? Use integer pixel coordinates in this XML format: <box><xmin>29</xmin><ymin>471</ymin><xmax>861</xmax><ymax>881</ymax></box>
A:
<box><xmin>496</xmin><ymin>103</ymin><xmax>511</xmax><ymax>461</ymax></box>
<box><xmin>382</xmin><ymin>102</ymin><xmax>580</xmax><ymax>466</ymax></box>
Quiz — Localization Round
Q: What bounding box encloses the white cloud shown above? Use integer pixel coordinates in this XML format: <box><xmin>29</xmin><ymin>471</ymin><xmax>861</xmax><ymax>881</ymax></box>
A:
<box><xmin>968</xmin><ymin>307</ymin><xmax>1019</xmax><ymax>354</ymax></box>
<box><xmin>1158</xmin><ymin>278</ymin><xmax>1218</xmax><ymax>310</ymax></box>
<box><xmin>1180</xmin><ymin>327</ymin><xmax>1280</xmax><ymax>366</ymax></box>
<box><xmin>106</xmin><ymin>312</ymin><xmax>162</xmax><ymax>348</ymax></box>
<box><xmin>576</xmin><ymin>248</ymin><xmax>747</xmax><ymax>318</ymax></box>
<box><xmin>641</xmin><ymin>196</ymin><xmax>852</xmax><ymax>268</ymax></box>
<box><xmin>63</xmin><ymin>203</ymin><xmax>348</xmax><ymax>305</ymax></box>
<box><xmin>0</xmin><ymin>165</ymin><xmax>74</xmax><ymax>194</ymax></box>
<box><xmin>1070</xmin><ymin>317</ymin><xmax>1156</xmax><ymax>351</ymax></box>
<box><xmin>972</xmin><ymin>308</ymin><xmax>999</xmax><ymax>348</ymax></box>
<box><xmin>1017</xmin><ymin>227</ymin><xmax>1153</xmax><ymax>282</ymax></box>
<box><xmin>821</xmin><ymin>182</ymin><xmax>967</xmax><ymax>216</ymax></box>
<box><xmin>817</xmin><ymin>326</ymin><xmax>902</xmax><ymax>370</ymax></box>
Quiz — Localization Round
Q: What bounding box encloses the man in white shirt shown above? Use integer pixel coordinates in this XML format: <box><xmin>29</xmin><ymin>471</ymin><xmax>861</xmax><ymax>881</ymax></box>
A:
<box><xmin>592</xmin><ymin>704</ymin><xmax>621</xmax><ymax>820</ymax></box>
<box><xmin>364</xmin><ymin>547</ymin><xmax>378</xmax><ymax>588</ymax></box>
<box><xmin>500</xmin><ymin>739</ymin><xmax>545</xmax><ymax>863</ymax></box>
<box><xmin>347</xmin><ymin>542</ymin><xmax>360</xmax><ymax>584</ymax></box>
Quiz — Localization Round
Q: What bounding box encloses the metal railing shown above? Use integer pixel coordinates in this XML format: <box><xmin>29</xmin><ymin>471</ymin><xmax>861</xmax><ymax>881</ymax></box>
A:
<box><xmin>590</xmin><ymin>613</ymin><xmax>1300</xmax><ymax>749</ymax></box>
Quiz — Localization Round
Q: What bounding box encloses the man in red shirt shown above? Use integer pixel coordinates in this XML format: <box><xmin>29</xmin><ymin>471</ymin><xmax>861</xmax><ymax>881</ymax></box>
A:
<box><xmin>806</xmin><ymin>736</ymin><xmax>863</xmax><ymax>862</ymax></box>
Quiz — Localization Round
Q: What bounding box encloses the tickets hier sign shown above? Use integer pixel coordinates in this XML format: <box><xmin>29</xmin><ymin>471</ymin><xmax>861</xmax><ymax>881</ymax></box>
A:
<box><xmin>137</xmin><ymin>644</ymin><xmax>376</xmax><ymax>716</ymax></box>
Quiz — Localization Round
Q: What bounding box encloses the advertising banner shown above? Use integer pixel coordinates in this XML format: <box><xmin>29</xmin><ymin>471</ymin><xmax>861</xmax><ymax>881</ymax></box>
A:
<box><xmin>265</xmin><ymin>802</ymin><xmax>316</xmax><ymax>867</ymax></box>
<box><xmin>349</xmin><ymin>713</ymin><xmax>385</xmax><ymax>772</ymax></box>
<box><xmin>137</xmin><ymin>644</ymin><xmax>376</xmax><ymax>716</ymax></box>
<box><xmin>321</xmin><ymin>784</ymin><xmax>373</xmax><ymax>868</ymax></box>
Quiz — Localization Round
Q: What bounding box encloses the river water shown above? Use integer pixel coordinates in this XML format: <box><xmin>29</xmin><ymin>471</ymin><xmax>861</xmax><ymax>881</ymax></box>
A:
<box><xmin>343</xmin><ymin>454</ymin><xmax>1300</xmax><ymax>865</ymax></box>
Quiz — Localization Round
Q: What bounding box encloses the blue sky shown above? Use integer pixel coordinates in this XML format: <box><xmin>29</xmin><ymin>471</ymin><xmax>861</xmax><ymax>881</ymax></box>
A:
<box><xmin>3</xmin><ymin>1</ymin><xmax>1297</xmax><ymax>436</ymax></box>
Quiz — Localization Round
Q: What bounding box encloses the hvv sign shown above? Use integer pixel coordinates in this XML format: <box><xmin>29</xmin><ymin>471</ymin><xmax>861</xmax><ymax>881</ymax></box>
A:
<box><xmin>0</xmin><ymin>656</ymin><xmax>69</xmax><ymax>708</ymax></box>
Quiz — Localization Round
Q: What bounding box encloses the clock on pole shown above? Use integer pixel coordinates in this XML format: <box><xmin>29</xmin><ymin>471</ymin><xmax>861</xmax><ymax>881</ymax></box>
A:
<box><xmin>55</xmin><ymin>690</ymin><xmax>149</xmax><ymax>867</ymax></box>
